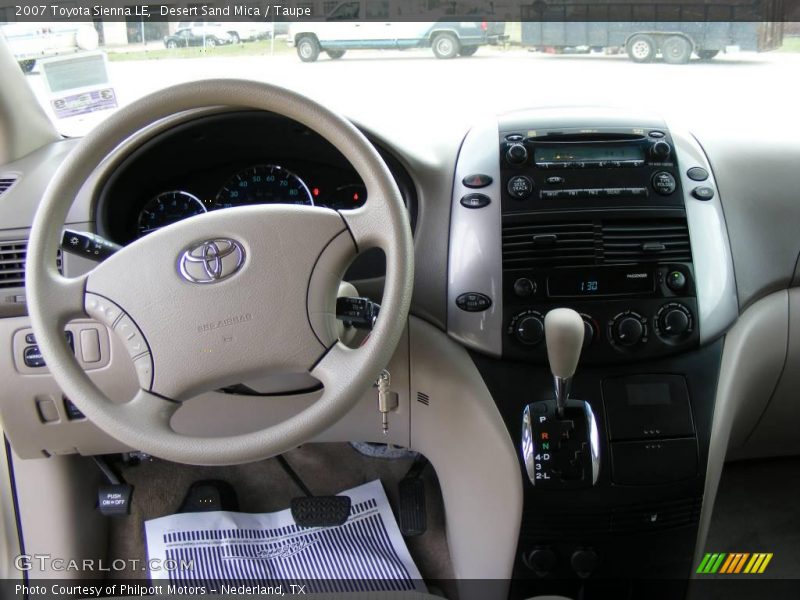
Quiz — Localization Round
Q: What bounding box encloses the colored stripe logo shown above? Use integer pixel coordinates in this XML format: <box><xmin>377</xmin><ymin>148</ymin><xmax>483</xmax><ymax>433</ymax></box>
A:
<box><xmin>697</xmin><ymin>552</ymin><xmax>773</xmax><ymax>574</ymax></box>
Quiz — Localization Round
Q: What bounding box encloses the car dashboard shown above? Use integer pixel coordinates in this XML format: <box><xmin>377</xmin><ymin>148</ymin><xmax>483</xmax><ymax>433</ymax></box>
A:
<box><xmin>2</xmin><ymin>97</ymin><xmax>800</xmax><ymax>598</ymax></box>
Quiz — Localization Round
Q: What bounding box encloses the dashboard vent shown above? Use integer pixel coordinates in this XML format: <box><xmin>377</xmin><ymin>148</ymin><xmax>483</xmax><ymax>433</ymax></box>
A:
<box><xmin>502</xmin><ymin>222</ymin><xmax>600</xmax><ymax>268</ymax></box>
<box><xmin>602</xmin><ymin>219</ymin><xmax>692</xmax><ymax>264</ymax></box>
<box><xmin>502</xmin><ymin>217</ymin><xmax>691</xmax><ymax>270</ymax></box>
<box><xmin>0</xmin><ymin>240</ymin><xmax>62</xmax><ymax>290</ymax></box>
<box><xmin>0</xmin><ymin>175</ymin><xmax>18</xmax><ymax>197</ymax></box>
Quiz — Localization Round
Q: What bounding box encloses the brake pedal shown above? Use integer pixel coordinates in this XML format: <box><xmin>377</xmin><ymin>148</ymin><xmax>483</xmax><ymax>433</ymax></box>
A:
<box><xmin>398</xmin><ymin>456</ymin><xmax>428</xmax><ymax>537</ymax></box>
<box><xmin>291</xmin><ymin>496</ymin><xmax>352</xmax><ymax>528</ymax></box>
<box><xmin>277</xmin><ymin>455</ymin><xmax>352</xmax><ymax>528</ymax></box>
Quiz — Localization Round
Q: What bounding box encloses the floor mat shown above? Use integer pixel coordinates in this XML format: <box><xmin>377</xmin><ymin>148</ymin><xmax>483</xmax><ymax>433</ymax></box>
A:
<box><xmin>145</xmin><ymin>480</ymin><xmax>426</xmax><ymax>593</ymax></box>
<box><xmin>107</xmin><ymin>444</ymin><xmax>453</xmax><ymax>592</ymax></box>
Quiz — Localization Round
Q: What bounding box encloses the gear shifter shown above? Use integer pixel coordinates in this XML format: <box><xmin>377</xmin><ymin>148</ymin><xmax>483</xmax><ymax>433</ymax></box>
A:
<box><xmin>544</xmin><ymin>308</ymin><xmax>584</xmax><ymax>417</ymax></box>
<box><xmin>521</xmin><ymin>308</ymin><xmax>600</xmax><ymax>488</ymax></box>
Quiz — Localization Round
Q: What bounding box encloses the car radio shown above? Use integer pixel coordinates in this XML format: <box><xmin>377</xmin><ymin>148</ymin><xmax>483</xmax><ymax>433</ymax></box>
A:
<box><xmin>500</xmin><ymin>127</ymin><xmax>684</xmax><ymax>212</ymax></box>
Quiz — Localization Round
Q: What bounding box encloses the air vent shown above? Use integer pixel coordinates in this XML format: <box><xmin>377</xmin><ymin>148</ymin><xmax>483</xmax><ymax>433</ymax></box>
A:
<box><xmin>0</xmin><ymin>175</ymin><xmax>19</xmax><ymax>197</ymax></box>
<box><xmin>502</xmin><ymin>222</ymin><xmax>600</xmax><ymax>268</ymax></box>
<box><xmin>0</xmin><ymin>240</ymin><xmax>62</xmax><ymax>290</ymax></box>
<box><xmin>502</xmin><ymin>217</ymin><xmax>692</xmax><ymax>270</ymax></box>
<box><xmin>602</xmin><ymin>219</ymin><xmax>692</xmax><ymax>264</ymax></box>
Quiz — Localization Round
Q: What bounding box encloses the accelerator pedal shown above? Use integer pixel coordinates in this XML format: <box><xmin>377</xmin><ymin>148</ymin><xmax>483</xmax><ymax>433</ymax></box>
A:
<box><xmin>398</xmin><ymin>456</ymin><xmax>429</xmax><ymax>537</ymax></box>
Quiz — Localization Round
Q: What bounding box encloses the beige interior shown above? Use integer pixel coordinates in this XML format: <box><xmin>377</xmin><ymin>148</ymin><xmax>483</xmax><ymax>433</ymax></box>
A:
<box><xmin>1</xmin><ymin>29</ymin><xmax>800</xmax><ymax>600</ymax></box>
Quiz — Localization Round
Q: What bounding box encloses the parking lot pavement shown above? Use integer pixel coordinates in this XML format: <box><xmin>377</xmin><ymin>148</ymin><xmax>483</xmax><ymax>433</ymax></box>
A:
<box><xmin>26</xmin><ymin>48</ymin><xmax>800</xmax><ymax>136</ymax></box>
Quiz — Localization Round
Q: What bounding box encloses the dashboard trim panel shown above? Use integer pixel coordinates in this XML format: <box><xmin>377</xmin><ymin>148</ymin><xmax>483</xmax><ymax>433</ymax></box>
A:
<box><xmin>447</xmin><ymin>118</ymin><xmax>503</xmax><ymax>357</ymax></box>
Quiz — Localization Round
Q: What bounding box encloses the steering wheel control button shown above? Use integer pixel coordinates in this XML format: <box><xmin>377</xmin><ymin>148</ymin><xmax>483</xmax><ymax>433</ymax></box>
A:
<box><xmin>133</xmin><ymin>354</ymin><xmax>154</xmax><ymax>389</ymax></box>
<box><xmin>508</xmin><ymin>175</ymin><xmax>534</xmax><ymax>200</ymax></box>
<box><xmin>687</xmin><ymin>166</ymin><xmax>709</xmax><ymax>181</ymax></box>
<box><xmin>460</xmin><ymin>193</ymin><xmax>491</xmax><ymax>209</ymax></box>
<box><xmin>23</xmin><ymin>346</ymin><xmax>46</xmax><ymax>368</ymax></box>
<box><xmin>178</xmin><ymin>238</ymin><xmax>246</xmax><ymax>284</ymax></box>
<box><xmin>86</xmin><ymin>295</ymin><xmax>124</xmax><ymax>328</ymax></box>
<box><xmin>456</xmin><ymin>292</ymin><xmax>492</xmax><ymax>312</ymax></box>
<box><xmin>79</xmin><ymin>329</ymin><xmax>102</xmax><ymax>363</ymax></box>
<box><xmin>691</xmin><ymin>186</ymin><xmax>715</xmax><ymax>201</ymax></box>
<box><xmin>666</xmin><ymin>270</ymin><xmax>687</xmax><ymax>292</ymax></box>
<box><xmin>651</xmin><ymin>171</ymin><xmax>677</xmax><ymax>195</ymax></box>
<box><xmin>462</xmin><ymin>173</ymin><xmax>493</xmax><ymax>189</ymax></box>
<box><xmin>513</xmin><ymin>277</ymin><xmax>537</xmax><ymax>297</ymax></box>
<box><xmin>115</xmin><ymin>316</ymin><xmax>149</xmax><ymax>359</ymax></box>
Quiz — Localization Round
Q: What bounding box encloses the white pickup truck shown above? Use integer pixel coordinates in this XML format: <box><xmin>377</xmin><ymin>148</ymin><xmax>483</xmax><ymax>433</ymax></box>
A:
<box><xmin>288</xmin><ymin>1</ymin><xmax>506</xmax><ymax>62</ymax></box>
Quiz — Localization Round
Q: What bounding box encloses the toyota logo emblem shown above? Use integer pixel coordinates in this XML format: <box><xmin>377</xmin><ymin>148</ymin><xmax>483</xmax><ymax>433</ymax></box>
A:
<box><xmin>179</xmin><ymin>239</ymin><xmax>245</xmax><ymax>284</ymax></box>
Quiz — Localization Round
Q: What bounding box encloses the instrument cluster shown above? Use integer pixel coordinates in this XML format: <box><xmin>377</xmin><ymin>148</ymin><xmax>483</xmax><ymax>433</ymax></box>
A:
<box><xmin>136</xmin><ymin>163</ymin><xmax>367</xmax><ymax>238</ymax></box>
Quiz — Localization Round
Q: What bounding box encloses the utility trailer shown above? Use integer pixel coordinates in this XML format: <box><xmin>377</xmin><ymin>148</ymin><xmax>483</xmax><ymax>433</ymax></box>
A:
<box><xmin>520</xmin><ymin>0</ymin><xmax>785</xmax><ymax>63</ymax></box>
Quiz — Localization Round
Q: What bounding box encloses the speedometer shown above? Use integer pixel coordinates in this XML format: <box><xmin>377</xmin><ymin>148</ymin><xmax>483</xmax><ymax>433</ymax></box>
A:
<box><xmin>215</xmin><ymin>165</ymin><xmax>313</xmax><ymax>208</ymax></box>
<box><xmin>137</xmin><ymin>191</ymin><xmax>206</xmax><ymax>238</ymax></box>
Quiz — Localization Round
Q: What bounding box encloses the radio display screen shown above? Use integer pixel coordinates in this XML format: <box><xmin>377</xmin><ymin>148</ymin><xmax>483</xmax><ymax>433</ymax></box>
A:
<box><xmin>534</xmin><ymin>143</ymin><xmax>644</xmax><ymax>163</ymax></box>
<box><xmin>548</xmin><ymin>266</ymin><xmax>655</xmax><ymax>297</ymax></box>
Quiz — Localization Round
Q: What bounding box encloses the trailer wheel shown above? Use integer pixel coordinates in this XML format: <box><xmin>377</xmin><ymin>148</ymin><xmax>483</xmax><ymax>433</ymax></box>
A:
<box><xmin>626</xmin><ymin>34</ymin><xmax>657</xmax><ymax>63</ymax></box>
<box><xmin>432</xmin><ymin>33</ymin><xmax>460</xmax><ymax>59</ymax></box>
<box><xmin>296</xmin><ymin>36</ymin><xmax>320</xmax><ymax>62</ymax></box>
<box><xmin>662</xmin><ymin>35</ymin><xmax>693</xmax><ymax>65</ymax></box>
<box><xmin>697</xmin><ymin>49</ymin><xmax>719</xmax><ymax>61</ymax></box>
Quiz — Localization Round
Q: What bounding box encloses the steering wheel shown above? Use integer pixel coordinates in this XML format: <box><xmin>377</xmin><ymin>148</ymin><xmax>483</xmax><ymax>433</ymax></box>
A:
<box><xmin>26</xmin><ymin>80</ymin><xmax>414</xmax><ymax>466</ymax></box>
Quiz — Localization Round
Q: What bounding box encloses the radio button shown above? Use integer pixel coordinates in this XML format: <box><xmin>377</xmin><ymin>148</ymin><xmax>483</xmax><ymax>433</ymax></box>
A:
<box><xmin>462</xmin><ymin>174</ymin><xmax>493</xmax><ymax>188</ymax></box>
<box><xmin>691</xmin><ymin>186</ymin><xmax>715</xmax><ymax>201</ymax></box>
<box><xmin>456</xmin><ymin>293</ymin><xmax>492</xmax><ymax>312</ymax></box>
<box><xmin>652</xmin><ymin>171</ymin><xmax>677</xmax><ymax>195</ymax></box>
<box><xmin>651</xmin><ymin>140</ymin><xmax>672</xmax><ymax>160</ymax></box>
<box><xmin>513</xmin><ymin>278</ymin><xmax>537</xmax><ymax>297</ymax></box>
<box><xmin>546</xmin><ymin>176</ymin><xmax>565</xmax><ymax>185</ymax></box>
<box><xmin>460</xmin><ymin>193</ymin><xmax>491</xmax><ymax>209</ymax></box>
<box><xmin>541</xmin><ymin>190</ymin><xmax>560</xmax><ymax>199</ymax></box>
<box><xmin>506</xmin><ymin>143</ymin><xmax>528</xmax><ymax>165</ymax></box>
<box><xmin>508</xmin><ymin>176</ymin><xmax>534</xmax><ymax>199</ymax></box>
<box><xmin>649</xmin><ymin>130</ymin><xmax>666</xmax><ymax>138</ymax></box>
<box><xmin>687</xmin><ymin>167</ymin><xmax>709</xmax><ymax>181</ymax></box>
<box><xmin>666</xmin><ymin>270</ymin><xmax>687</xmax><ymax>292</ymax></box>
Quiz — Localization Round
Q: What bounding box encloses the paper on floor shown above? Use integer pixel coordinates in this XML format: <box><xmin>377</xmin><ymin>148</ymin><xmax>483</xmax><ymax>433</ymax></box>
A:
<box><xmin>144</xmin><ymin>479</ymin><xmax>426</xmax><ymax>594</ymax></box>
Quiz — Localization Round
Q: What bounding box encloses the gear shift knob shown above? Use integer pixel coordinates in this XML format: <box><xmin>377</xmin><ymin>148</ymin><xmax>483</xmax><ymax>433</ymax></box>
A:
<box><xmin>545</xmin><ymin>308</ymin><xmax>584</xmax><ymax>416</ymax></box>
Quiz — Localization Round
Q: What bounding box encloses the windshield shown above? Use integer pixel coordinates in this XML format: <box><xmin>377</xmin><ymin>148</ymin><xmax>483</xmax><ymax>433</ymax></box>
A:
<box><xmin>1</xmin><ymin>4</ymin><xmax>798</xmax><ymax>137</ymax></box>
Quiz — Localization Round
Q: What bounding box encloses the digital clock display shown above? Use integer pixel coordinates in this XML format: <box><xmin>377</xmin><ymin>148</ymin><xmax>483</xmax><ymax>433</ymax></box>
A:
<box><xmin>534</xmin><ymin>143</ymin><xmax>644</xmax><ymax>163</ymax></box>
<box><xmin>548</xmin><ymin>266</ymin><xmax>655</xmax><ymax>297</ymax></box>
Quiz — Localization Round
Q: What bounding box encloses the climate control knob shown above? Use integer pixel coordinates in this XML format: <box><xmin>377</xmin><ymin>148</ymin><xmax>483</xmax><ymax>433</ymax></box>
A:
<box><xmin>506</xmin><ymin>143</ymin><xmax>529</xmax><ymax>166</ymax></box>
<box><xmin>513</xmin><ymin>312</ymin><xmax>545</xmax><ymax>345</ymax></box>
<box><xmin>611</xmin><ymin>312</ymin><xmax>646</xmax><ymax>347</ymax></box>
<box><xmin>657</xmin><ymin>303</ymin><xmax>693</xmax><ymax>338</ymax></box>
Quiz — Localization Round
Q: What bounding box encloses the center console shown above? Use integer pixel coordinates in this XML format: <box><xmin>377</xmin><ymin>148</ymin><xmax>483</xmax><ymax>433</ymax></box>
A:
<box><xmin>447</xmin><ymin>109</ymin><xmax>738</xmax><ymax>598</ymax></box>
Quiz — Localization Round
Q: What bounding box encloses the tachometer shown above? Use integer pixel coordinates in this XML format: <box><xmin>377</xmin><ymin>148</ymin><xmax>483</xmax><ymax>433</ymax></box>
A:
<box><xmin>215</xmin><ymin>164</ymin><xmax>313</xmax><ymax>208</ymax></box>
<box><xmin>137</xmin><ymin>191</ymin><xmax>207</xmax><ymax>237</ymax></box>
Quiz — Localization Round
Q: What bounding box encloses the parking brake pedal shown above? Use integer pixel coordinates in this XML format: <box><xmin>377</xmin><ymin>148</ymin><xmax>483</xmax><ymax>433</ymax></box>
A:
<box><xmin>277</xmin><ymin>455</ymin><xmax>351</xmax><ymax>528</ymax></box>
<box><xmin>398</xmin><ymin>456</ymin><xmax>428</xmax><ymax>537</ymax></box>
<box><xmin>93</xmin><ymin>456</ymin><xmax>133</xmax><ymax>517</ymax></box>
